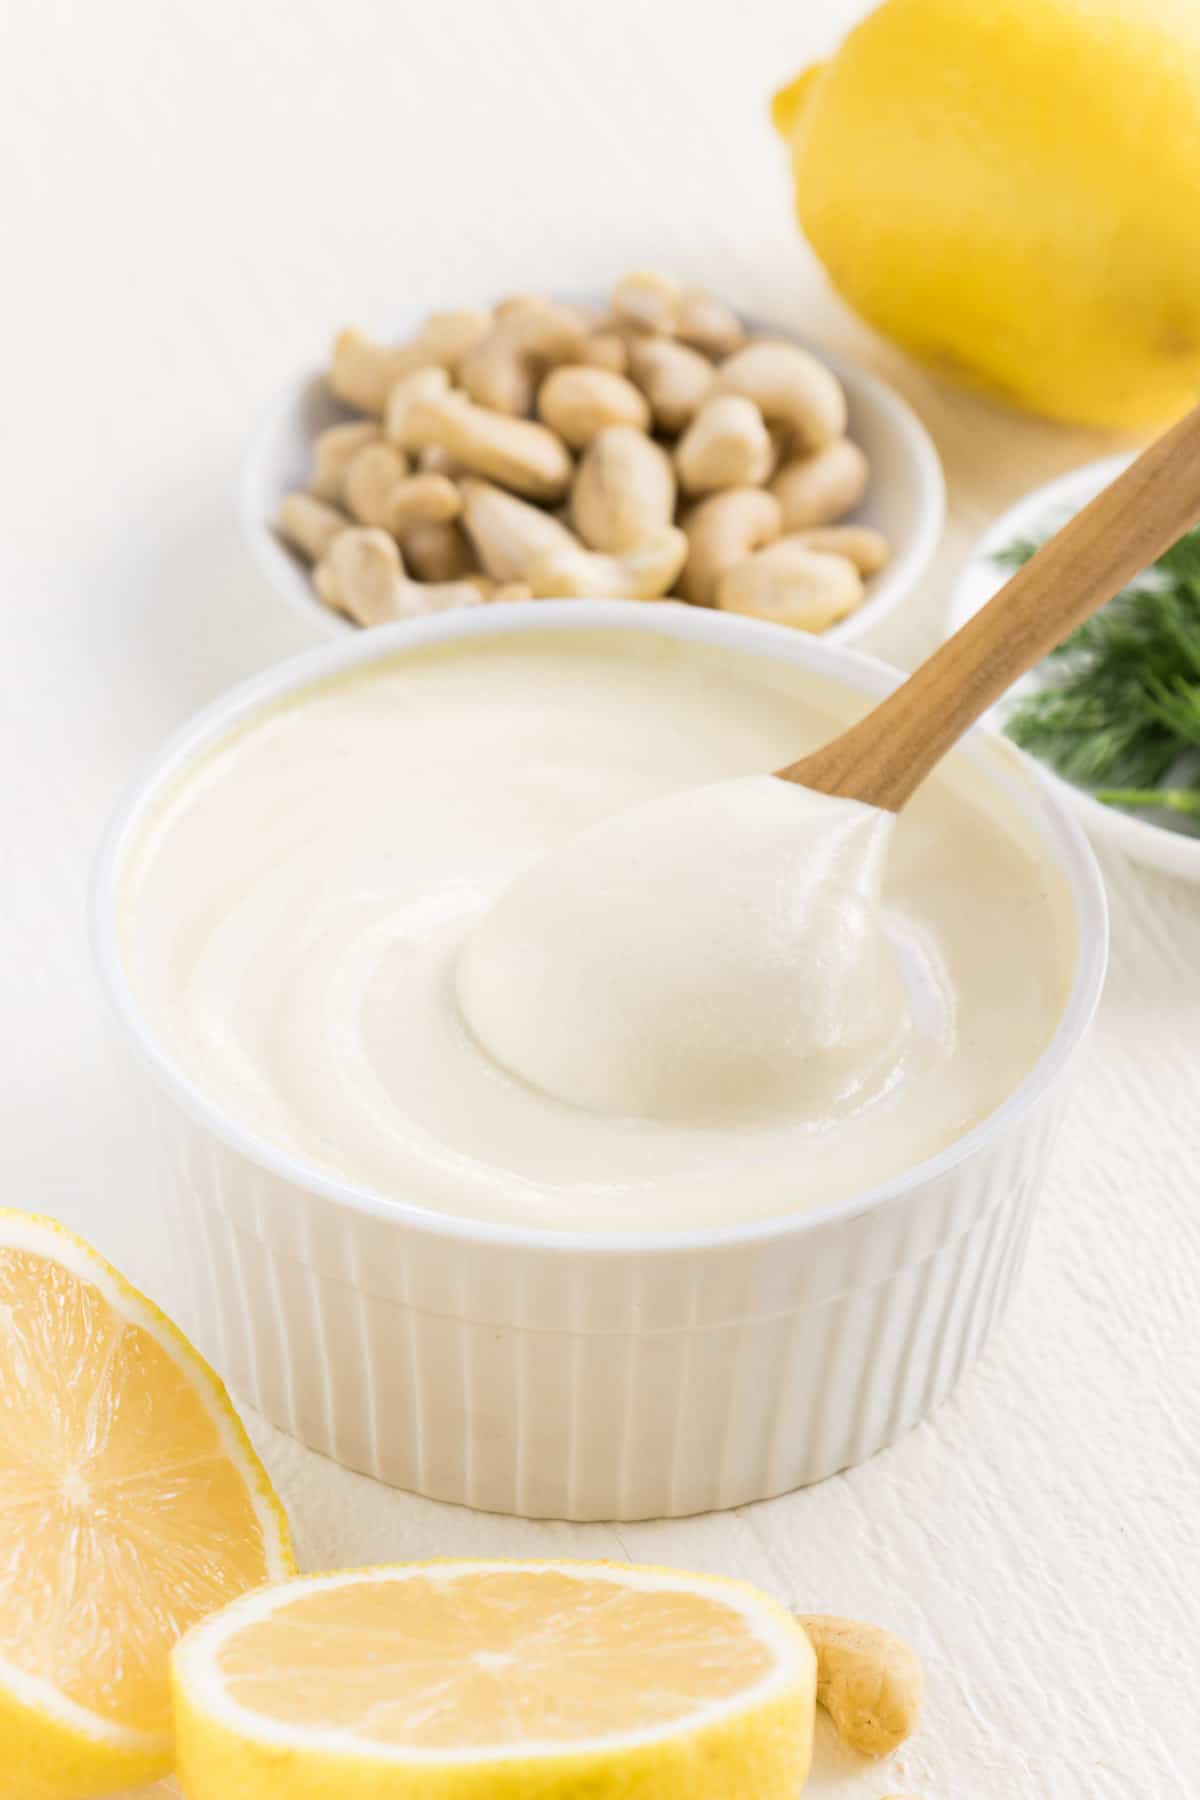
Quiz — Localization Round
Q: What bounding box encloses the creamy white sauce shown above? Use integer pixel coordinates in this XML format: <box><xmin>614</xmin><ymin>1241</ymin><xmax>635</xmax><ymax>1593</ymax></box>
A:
<box><xmin>118</xmin><ymin>631</ymin><xmax>1077</xmax><ymax>1233</ymax></box>
<box><xmin>458</xmin><ymin>777</ymin><xmax>909</xmax><ymax>1125</ymax></box>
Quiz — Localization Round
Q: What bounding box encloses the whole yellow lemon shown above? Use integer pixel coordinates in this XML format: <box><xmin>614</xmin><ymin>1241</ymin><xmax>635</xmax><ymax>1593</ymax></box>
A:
<box><xmin>773</xmin><ymin>0</ymin><xmax>1200</xmax><ymax>430</ymax></box>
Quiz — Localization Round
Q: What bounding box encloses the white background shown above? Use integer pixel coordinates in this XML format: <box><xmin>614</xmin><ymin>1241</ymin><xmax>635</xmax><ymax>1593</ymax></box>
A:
<box><xmin>3</xmin><ymin>2</ymin><xmax>1199</xmax><ymax>1794</ymax></box>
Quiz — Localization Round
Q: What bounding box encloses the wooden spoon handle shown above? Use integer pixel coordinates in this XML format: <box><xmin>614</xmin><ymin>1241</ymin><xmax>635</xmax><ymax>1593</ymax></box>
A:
<box><xmin>780</xmin><ymin>403</ymin><xmax>1200</xmax><ymax>810</ymax></box>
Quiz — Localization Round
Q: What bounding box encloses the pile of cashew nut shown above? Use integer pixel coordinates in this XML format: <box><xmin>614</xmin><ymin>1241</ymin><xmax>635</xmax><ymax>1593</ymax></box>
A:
<box><xmin>276</xmin><ymin>272</ymin><xmax>888</xmax><ymax>631</ymax></box>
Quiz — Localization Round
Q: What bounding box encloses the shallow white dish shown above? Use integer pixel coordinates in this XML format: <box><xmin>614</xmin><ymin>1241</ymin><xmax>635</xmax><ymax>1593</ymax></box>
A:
<box><xmin>242</xmin><ymin>302</ymin><xmax>945</xmax><ymax>646</ymax></box>
<box><xmin>948</xmin><ymin>455</ymin><xmax>1200</xmax><ymax>883</ymax></box>
<box><xmin>93</xmin><ymin>601</ymin><xmax>1104</xmax><ymax>1521</ymax></box>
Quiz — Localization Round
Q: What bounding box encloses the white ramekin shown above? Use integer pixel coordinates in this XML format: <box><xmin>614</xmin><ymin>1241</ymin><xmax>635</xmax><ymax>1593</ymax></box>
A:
<box><xmin>92</xmin><ymin>603</ymin><xmax>1107</xmax><ymax>1521</ymax></box>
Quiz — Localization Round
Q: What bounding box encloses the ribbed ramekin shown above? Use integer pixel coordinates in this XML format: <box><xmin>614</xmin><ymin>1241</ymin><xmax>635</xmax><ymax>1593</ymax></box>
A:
<box><xmin>92</xmin><ymin>603</ymin><xmax>1107</xmax><ymax>1521</ymax></box>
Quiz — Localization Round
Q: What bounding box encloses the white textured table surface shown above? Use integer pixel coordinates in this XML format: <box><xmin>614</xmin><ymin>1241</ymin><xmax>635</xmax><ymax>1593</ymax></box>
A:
<box><xmin>3</xmin><ymin>3</ymin><xmax>1199</xmax><ymax>1794</ymax></box>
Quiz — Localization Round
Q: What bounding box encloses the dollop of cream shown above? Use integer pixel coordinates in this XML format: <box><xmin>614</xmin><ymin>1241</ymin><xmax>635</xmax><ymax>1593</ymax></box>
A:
<box><xmin>456</xmin><ymin>774</ymin><xmax>910</xmax><ymax>1124</ymax></box>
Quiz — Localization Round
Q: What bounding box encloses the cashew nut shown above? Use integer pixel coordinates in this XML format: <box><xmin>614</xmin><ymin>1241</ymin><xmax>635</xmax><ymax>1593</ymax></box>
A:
<box><xmin>329</xmin><ymin>309</ymin><xmax>492</xmax><ymax>415</ymax></box>
<box><xmin>396</xmin><ymin>389</ymin><xmax>573</xmax><ymax>502</ymax></box>
<box><xmin>458</xmin><ymin>297</ymin><xmax>589</xmax><ymax>416</ymax></box>
<box><xmin>790</xmin><ymin>524</ymin><xmax>889</xmax><ymax>575</ymax></box>
<box><xmin>416</xmin><ymin>444</ymin><xmax>461</xmax><ymax>477</ymax></box>
<box><xmin>529</xmin><ymin>527</ymin><xmax>688</xmax><ymax>600</ymax></box>
<box><xmin>679</xmin><ymin>487</ymin><xmax>782</xmax><ymax>605</ymax></box>
<box><xmin>714</xmin><ymin>340</ymin><xmax>847</xmax><ymax>452</ymax></box>
<box><xmin>384</xmin><ymin>366</ymin><xmax>454</xmax><ymax>447</ymax></box>
<box><xmin>577</xmin><ymin>331</ymin><xmax>629</xmax><ymax>374</ymax></box>
<box><xmin>676</xmin><ymin>394</ymin><xmax>773</xmax><ymax>494</ymax></box>
<box><xmin>571</xmin><ymin>426</ymin><xmax>676</xmax><ymax>552</ymax></box>
<box><xmin>536</xmin><ymin>366</ymin><xmax>651</xmax><ymax>448</ymax></box>
<box><xmin>798</xmin><ymin>1616</ymin><xmax>923</xmax><ymax>1758</ymax></box>
<box><xmin>611</xmin><ymin>276</ymin><xmax>745</xmax><ymax>355</ymax></box>
<box><xmin>308</xmin><ymin>420</ymin><xmax>381</xmax><ymax>502</ymax></box>
<box><xmin>343</xmin><ymin>447</ymin><xmax>462</xmax><ymax>540</ymax></box>
<box><xmin>342</xmin><ymin>442</ymin><xmax>412</xmax><ymax>530</ymax></box>
<box><xmin>329</xmin><ymin>330</ymin><xmax>413</xmax><ymax>417</ymax></box>
<box><xmin>402</xmin><ymin>519</ymin><xmax>477</xmax><ymax>582</ymax></box>
<box><xmin>276</xmin><ymin>493</ymin><xmax>349</xmax><ymax>564</ymax></box>
<box><xmin>676</xmin><ymin>288</ymin><xmax>746</xmax><ymax>358</ymax></box>
<box><xmin>401</xmin><ymin>574</ymin><xmax>493</xmax><ymax>614</ymax></box>
<box><xmin>769</xmin><ymin>439</ymin><xmax>869</xmax><ymax>530</ymax></box>
<box><xmin>393</xmin><ymin>473</ymin><xmax>462</xmax><ymax>533</ymax></box>
<box><xmin>460</xmin><ymin>479</ymin><xmax>579</xmax><ymax>582</ymax></box>
<box><xmin>422</xmin><ymin>309</ymin><xmax>495</xmax><ymax>362</ymax></box>
<box><xmin>611</xmin><ymin>269</ymin><xmax>681</xmax><ymax>335</ymax></box>
<box><xmin>716</xmin><ymin>538</ymin><xmax>863</xmax><ymax>632</ymax></box>
<box><xmin>626</xmin><ymin>337</ymin><xmax>714</xmax><ymax>434</ymax></box>
<box><xmin>313</xmin><ymin>528</ymin><xmax>410</xmax><ymax>624</ymax></box>
<box><xmin>313</xmin><ymin>528</ymin><xmax>487</xmax><ymax>627</ymax></box>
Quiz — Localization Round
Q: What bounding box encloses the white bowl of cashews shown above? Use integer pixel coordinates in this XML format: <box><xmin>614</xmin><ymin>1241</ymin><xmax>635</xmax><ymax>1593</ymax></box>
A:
<box><xmin>243</xmin><ymin>273</ymin><xmax>944</xmax><ymax>643</ymax></box>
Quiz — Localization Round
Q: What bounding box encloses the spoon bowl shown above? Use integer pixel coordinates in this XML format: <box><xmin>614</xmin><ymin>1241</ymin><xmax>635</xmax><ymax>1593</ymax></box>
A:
<box><xmin>458</xmin><ymin>409</ymin><xmax>1200</xmax><ymax>1128</ymax></box>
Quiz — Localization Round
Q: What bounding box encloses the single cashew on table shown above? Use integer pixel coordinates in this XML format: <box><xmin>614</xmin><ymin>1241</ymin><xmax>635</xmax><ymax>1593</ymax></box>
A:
<box><xmin>276</xmin><ymin>270</ymin><xmax>889</xmax><ymax>629</ymax></box>
<box><xmin>798</xmin><ymin>1614</ymin><xmax>924</xmax><ymax>1758</ymax></box>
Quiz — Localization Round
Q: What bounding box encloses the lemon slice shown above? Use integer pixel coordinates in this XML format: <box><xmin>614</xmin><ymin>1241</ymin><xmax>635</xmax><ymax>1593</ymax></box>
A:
<box><xmin>173</xmin><ymin>1559</ymin><xmax>816</xmax><ymax>1799</ymax></box>
<box><xmin>0</xmin><ymin>1210</ymin><xmax>293</xmax><ymax>1799</ymax></box>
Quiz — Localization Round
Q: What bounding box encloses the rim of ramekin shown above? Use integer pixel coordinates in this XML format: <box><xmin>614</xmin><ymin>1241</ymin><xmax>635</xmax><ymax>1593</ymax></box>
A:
<box><xmin>91</xmin><ymin>601</ymin><xmax>1108</xmax><ymax>1257</ymax></box>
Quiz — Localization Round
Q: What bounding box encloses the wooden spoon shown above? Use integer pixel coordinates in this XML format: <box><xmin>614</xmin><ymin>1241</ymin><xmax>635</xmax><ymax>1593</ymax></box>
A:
<box><xmin>780</xmin><ymin>404</ymin><xmax>1200</xmax><ymax>809</ymax></box>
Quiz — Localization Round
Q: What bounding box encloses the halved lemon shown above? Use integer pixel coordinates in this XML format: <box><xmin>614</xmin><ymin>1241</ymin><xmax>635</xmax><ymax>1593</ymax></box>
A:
<box><xmin>173</xmin><ymin>1559</ymin><xmax>817</xmax><ymax>1799</ymax></box>
<box><xmin>0</xmin><ymin>1210</ymin><xmax>294</xmax><ymax>1799</ymax></box>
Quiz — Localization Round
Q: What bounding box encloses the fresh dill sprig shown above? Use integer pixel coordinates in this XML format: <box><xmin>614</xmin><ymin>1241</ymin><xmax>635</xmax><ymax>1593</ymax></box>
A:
<box><xmin>991</xmin><ymin>525</ymin><xmax>1200</xmax><ymax>821</ymax></box>
<box><xmin>1094</xmin><ymin>787</ymin><xmax>1200</xmax><ymax>818</ymax></box>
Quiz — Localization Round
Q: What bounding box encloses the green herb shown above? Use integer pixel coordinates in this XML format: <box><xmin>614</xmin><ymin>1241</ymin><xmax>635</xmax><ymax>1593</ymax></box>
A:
<box><xmin>1093</xmin><ymin>786</ymin><xmax>1200</xmax><ymax>818</ymax></box>
<box><xmin>991</xmin><ymin>526</ymin><xmax>1200</xmax><ymax>820</ymax></box>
